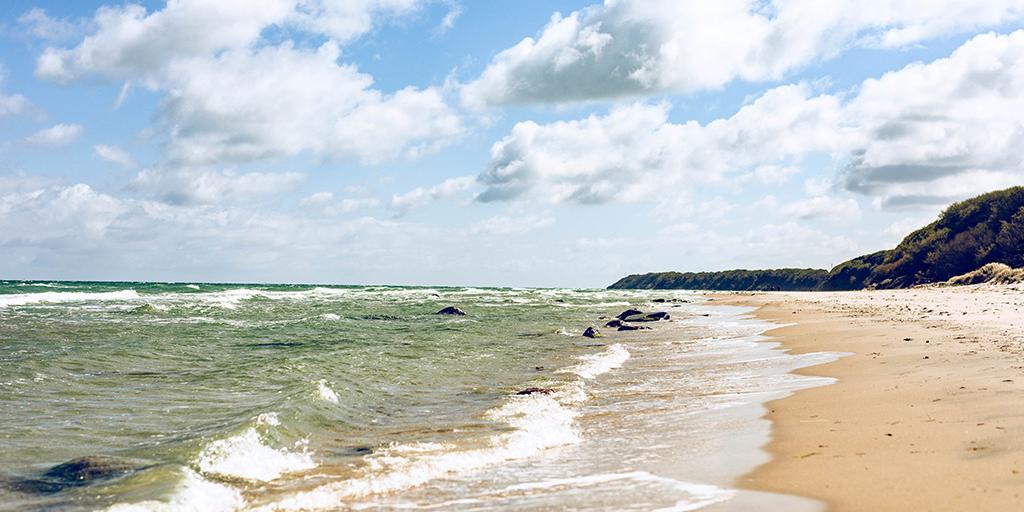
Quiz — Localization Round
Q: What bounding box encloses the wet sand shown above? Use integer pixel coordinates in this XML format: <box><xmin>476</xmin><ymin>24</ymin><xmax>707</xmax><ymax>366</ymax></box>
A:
<box><xmin>718</xmin><ymin>284</ymin><xmax>1024</xmax><ymax>511</ymax></box>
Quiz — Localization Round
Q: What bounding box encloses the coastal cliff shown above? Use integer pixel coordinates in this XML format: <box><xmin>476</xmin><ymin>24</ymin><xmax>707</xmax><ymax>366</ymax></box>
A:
<box><xmin>611</xmin><ymin>186</ymin><xmax>1024</xmax><ymax>291</ymax></box>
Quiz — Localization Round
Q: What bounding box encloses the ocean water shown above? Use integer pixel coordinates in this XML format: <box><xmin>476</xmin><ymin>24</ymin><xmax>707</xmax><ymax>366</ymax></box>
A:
<box><xmin>0</xmin><ymin>281</ymin><xmax>838</xmax><ymax>511</ymax></box>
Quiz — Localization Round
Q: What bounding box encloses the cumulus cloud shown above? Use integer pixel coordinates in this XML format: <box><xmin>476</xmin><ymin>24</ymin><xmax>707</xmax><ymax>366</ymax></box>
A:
<box><xmin>389</xmin><ymin>175</ymin><xmax>475</xmax><ymax>215</ymax></box>
<box><xmin>35</xmin><ymin>0</ymin><xmax>461</xmax><ymax>167</ymax></box>
<box><xmin>25</xmin><ymin>123</ymin><xmax>83</xmax><ymax>146</ymax></box>
<box><xmin>479</xmin><ymin>30</ymin><xmax>1024</xmax><ymax>209</ymax></box>
<box><xmin>838</xmin><ymin>30</ymin><xmax>1024</xmax><ymax>207</ymax></box>
<box><xmin>0</xmin><ymin>183</ymin><xmax>127</xmax><ymax>245</ymax></box>
<box><xmin>94</xmin><ymin>144</ymin><xmax>137</xmax><ymax>167</ymax></box>
<box><xmin>478</xmin><ymin>86</ymin><xmax>842</xmax><ymax>204</ymax></box>
<box><xmin>131</xmin><ymin>168</ymin><xmax>305</xmax><ymax>205</ymax></box>
<box><xmin>462</xmin><ymin>0</ymin><xmax>1024</xmax><ymax>107</ymax></box>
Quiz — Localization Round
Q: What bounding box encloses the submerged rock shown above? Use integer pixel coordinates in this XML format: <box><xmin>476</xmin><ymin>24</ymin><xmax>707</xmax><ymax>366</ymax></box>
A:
<box><xmin>435</xmin><ymin>306</ymin><xmax>466</xmax><ymax>315</ymax></box>
<box><xmin>615</xmin><ymin>309</ymin><xmax>643</xmax><ymax>320</ymax></box>
<box><xmin>43</xmin><ymin>456</ymin><xmax>138</xmax><ymax>484</ymax></box>
<box><xmin>11</xmin><ymin>456</ymin><xmax>143</xmax><ymax>494</ymax></box>
<box><xmin>617</xmin><ymin>324</ymin><xmax>651</xmax><ymax>331</ymax></box>
<box><xmin>582</xmin><ymin>327</ymin><xmax>600</xmax><ymax>338</ymax></box>
<box><xmin>516</xmin><ymin>387</ymin><xmax>555</xmax><ymax>395</ymax></box>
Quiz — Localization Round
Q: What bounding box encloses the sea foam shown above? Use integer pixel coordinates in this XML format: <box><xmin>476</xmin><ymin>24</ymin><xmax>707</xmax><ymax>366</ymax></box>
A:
<box><xmin>105</xmin><ymin>467</ymin><xmax>245</xmax><ymax>512</ymax></box>
<box><xmin>196</xmin><ymin>428</ymin><xmax>315</xmax><ymax>482</ymax></box>
<box><xmin>558</xmin><ymin>343</ymin><xmax>630</xmax><ymax>379</ymax></box>
<box><xmin>0</xmin><ymin>290</ymin><xmax>140</xmax><ymax>308</ymax></box>
<box><xmin>257</xmin><ymin>390</ymin><xmax>583</xmax><ymax>511</ymax></box>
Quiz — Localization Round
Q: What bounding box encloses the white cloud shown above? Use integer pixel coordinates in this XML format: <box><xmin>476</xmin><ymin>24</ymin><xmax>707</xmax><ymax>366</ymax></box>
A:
<box><xmin>35</xmin><ymin>0</ymin><xmax>295</xmax><ymax>83</ymax></box>
<box><xmin>18</xmin><ymin>8</ymin><xmax>79</xmax><ymax>41</ymax></box>
<box><xmin>25</xmin><ymin>123</ymin><xmax>83</xmax><ymax>146</ymax></box>
<box><xmin>838</xmin><ymin>30</ymin><xmax>1024</xmax><ymax>207</ymax></box>
<box><xmin>94</xmin><ymin>144</ymin><xmax>137</xmax><ymax>167</ymax></box>
<box><xmin>301</xmin><ymin>192</ymin><xmax>380</xmax><ymax>214</ymax></box>
<box><xmin>463</xmin><ymin>0</ymin><xmax>1024</xmax><ymax>107</ymax></box>
<box><xmin>478</xmin><ymin>86</ymin><xmax>842</xmax><ymax>204</ymax></box>
<box><xmin>131</xmin><ymin>168</ymin><xmax>305</xmax><ymax>205</ymax></box>
<box><xmin>781</xmin><ymin>196</ymin><xmax>862</xmax><ymax>221</ymax></box>
<box><xmin>741</xmin><ymin>165</ymin><xmax>800</xmax><ymax>185</ymax></box>
<box><xmin>480</xmin><ymin>30</ymin><xmax>1024</xmax><ymax>209</ymax></box>
<box><xmin>469</xmin><ymin>214</ymin><xmax>554</xmax><ymax>235</ymax></box>
<box><xmin>434</xmin><ymin>3</ymin><xmax>462</xmax><ymax>35</ymax></box>
<box><xmin>389</xmin><ymin>175</ymin><xmax>475</xmax><ymax>215</ymax></box>
<box><xmin>0</xmin><ymin>183</ymin><xmax>127</xmax><ymax>244</ymax></box>
<box><xmin>300</xmin><ymin>191</ymin><xmax>335</xmax><ymax>206</ymax></box>
<box><xmin>35</xmin><ymin>0</ymin><xmax>460</xmax><ymax>167</ymax></box>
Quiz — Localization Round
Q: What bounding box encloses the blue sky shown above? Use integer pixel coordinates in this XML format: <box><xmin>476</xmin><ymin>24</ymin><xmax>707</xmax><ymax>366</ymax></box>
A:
<box><xmin>1</xmin><ymin>1</ymin><xmax>1024</xmax><ymax>287</ymax></box>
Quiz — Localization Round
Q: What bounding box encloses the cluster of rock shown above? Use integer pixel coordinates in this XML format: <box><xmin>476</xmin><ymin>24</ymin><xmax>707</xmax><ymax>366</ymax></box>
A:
<box><xmin>435</xmin><ymin>302</ymin><xmax>673</xmax><ymax>398</ymax></box>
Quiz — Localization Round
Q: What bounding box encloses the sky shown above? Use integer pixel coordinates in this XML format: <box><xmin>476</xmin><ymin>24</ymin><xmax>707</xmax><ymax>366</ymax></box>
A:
<box><xmin>1</xmin><ymin>0</ymin><xmax>1024</xmax><ymax>287</ymax></box>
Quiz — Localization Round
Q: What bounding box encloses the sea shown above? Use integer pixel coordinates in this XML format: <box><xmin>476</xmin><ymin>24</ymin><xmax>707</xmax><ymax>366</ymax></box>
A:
<box><xmin>0</xmin><ymin>281</ymin><xmax>839</xmax><ymax>511</ymax></box>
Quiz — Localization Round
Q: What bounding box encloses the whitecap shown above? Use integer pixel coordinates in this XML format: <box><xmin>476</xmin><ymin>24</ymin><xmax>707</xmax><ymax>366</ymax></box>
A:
<box><xmin>105</xmin><ymin>467</ymin><xmax>244</xmax><ymax>512</ymax></box>
<box><xmin>196</xmin><ymin>428</ymin><xmax>315</xmax><ymax>482</ymax></box>
<box><xmin>0</xmin><ymin>290</ymin><xmax>140</xmax><ymax>308</ymax></box>
<box><xmin>316</xmin><ymin>380</ymin><xmax>339</xmax><ymax>404</ymax></box>
<box><xmin>557</xmin><ymin>344</ymin><xmax>630</xmax><ymax>379</ymax></box>
<box><xmin>319</xmin><ymin>313</ymin><xmax>341</xmax><ymax>321</ymax></box>
<box><xmin>256</xmin><ymin>390</ymin><xmax>582</xmax><ymax>511</ymax></box>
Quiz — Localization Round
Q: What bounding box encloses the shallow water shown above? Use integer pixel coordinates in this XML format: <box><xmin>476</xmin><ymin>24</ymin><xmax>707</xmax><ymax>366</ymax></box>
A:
<box><xmin>0</xmin><ymin>282</ymin><xmax>837</xmax><ymax>511</ymax></box>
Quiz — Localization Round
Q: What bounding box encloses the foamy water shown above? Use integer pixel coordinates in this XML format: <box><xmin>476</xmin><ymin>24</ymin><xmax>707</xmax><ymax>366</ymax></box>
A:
<box><xmin>0</xmin><ymin>283</ymin><xmax>837</xmax><ymax>511</ymax></box>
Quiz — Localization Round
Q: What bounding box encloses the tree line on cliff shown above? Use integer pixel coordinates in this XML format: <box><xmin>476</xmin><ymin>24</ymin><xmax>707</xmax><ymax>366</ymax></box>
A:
<box><xmin>609</xmin><ymin>186</ymin><xmax>1024</xmax><ymax>291</ymax></box>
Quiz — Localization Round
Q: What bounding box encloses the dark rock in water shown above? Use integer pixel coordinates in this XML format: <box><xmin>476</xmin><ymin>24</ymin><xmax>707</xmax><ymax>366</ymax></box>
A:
<box><xmin>516</xmin><ymin>387</ymin><xmax>555</xmax><ymax>395</ymax></box>
<box><xmin>555</xmin><ymin>299</ymin><xmax>566</xmax><ymax>303</ymax></box>
<box><xmin>12</xmin><ymin>456</ymin><xmax>142</xmax><ymax>494</ymax></box>
<box><xmin>652</xmin><ymin>298</ymin><xmax>667</xmax><ymax>303</ymax></box>
<box><xmin>623</xmin><ymin>311</ymin><xmax>671</xmax><ymax>322</ymax></box>
<box><xmin>582</xmin><ymin>327</ymin><xmax>600</xmax><ymax>338</ymax></box>
<box><xmin>615</xmin><ymin>309</ymin><xmax>643</xmax><ymax>320</ymax></box>
<box><xmin>43</xmin><ymin>456</ymin><xmax>137</xmax><ymax>484</ymax></box>
<box><xmin>604</xmin><ymin>319</ymin><xmax>623</xmax><ymax>328</ymax></box>
<box><xmin>617</xmin><ymin>324</ymin><xmax>650</xmax><ymax>331</ymax></box>
<box><xmin>435</xmin><ymin>306</ymin><xmax>466</xmax><ymax>315</ymax></box>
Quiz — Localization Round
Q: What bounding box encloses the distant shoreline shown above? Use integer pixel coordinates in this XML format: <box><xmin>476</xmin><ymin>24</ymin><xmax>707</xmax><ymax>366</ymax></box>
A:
<box><xmin>717</xmin><ymin>286</ymin><xmax>1024</xmax><ymax>511</ymax></box>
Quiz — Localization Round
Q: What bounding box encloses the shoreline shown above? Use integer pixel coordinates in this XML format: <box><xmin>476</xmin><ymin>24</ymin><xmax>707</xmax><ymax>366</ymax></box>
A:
<box><xmin>716</xmin><ymin>286</ymin><xmax>1024</xmax><ymax>511</ymax></box>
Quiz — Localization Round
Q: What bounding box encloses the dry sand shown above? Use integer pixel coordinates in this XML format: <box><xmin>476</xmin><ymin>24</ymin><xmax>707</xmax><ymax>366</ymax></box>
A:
<box><xmin>717</xmin><ymin>284</ymin><xmax>1024</xmax><ymax>511</ymax></box>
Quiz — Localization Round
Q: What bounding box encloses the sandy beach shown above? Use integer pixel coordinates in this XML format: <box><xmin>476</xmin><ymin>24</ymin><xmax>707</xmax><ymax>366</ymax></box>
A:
<box><xmin>718</xmin><ymin>284</ymin><xmax>1024</xmax><ymax>511</ymax></box>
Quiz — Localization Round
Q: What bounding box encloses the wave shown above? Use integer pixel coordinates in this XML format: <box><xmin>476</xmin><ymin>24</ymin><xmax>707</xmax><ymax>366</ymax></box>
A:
<box><xmin>316</xmin><ymin>380</ymin><xmax>339</xmax><ymax>403</ymax></box>
<box><xmin>0</xmin><ymin>290</ymin><xmax>140</xmax><ymax>308</ymax></box>
<box><xmin>195</xmin><ymin>427</ymin><xmax>315</xmax><ymax>482</ymax></box>
<box><xmin>558</xmin><ymin>344</ymin><xmax>630</xmax><ymax>379</ymax></box>
<box><xmin>256</xmin><ymin>388</ymin><xmax>583</xmax><ymax>511</ymax></box>
<box><xmin>105</xmin><ymin>467</ymin><xmax>244</xmax><ymax>512</ymax></box>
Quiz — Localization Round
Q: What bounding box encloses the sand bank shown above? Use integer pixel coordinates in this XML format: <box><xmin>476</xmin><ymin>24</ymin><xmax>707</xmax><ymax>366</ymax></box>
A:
<box><xmin>718</xmin><ymin>285</ymin><xmax>1024</xmax><ymax>511</ymax></box>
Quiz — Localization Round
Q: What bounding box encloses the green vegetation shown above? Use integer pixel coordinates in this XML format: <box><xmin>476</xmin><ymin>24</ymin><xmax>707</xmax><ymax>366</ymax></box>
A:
<box><xmin>610</xmin><ymin>186</ymin><xmax>1024</xmax><ymax>291</ymax></box>
<box><xmin>821</xmin><ymin>186</ymin><xmax>1024</xmax><ymax>289</ymax></box>
<box><xmin>608</xmin><ymin>268</ymin><xmax>828</xmax><ymax>291</ymax></box>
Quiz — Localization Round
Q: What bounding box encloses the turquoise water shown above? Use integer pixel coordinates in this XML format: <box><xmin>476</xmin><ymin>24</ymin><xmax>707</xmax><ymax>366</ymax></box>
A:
<box><xmin>0</xmin><ymin>281</ymin><xmax>836</xmax><ymax>511</ymax></box>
